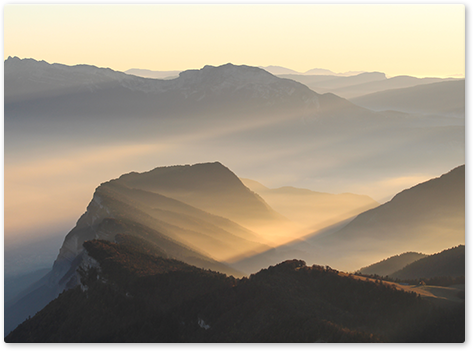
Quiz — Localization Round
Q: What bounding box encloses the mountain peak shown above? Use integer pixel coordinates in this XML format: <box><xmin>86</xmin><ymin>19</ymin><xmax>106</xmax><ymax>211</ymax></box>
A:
<box><xmin>117</xmin><ymin>161</ymin><xmax>247</xmax><ymax>197</ymax></box>
<box><xmin>115</xmin><ymin>161</ymin><xmax>285</xmax><ymax>228</ymax></box>
<box><xmin>171</xmin><ymin>63</ymin><xmax>320</xmax><ymax>109</ymax></box>
<box><xmin>178</xmin><ymin>63</ymin><xmax>275</xmax><ymax>83</ymax></box>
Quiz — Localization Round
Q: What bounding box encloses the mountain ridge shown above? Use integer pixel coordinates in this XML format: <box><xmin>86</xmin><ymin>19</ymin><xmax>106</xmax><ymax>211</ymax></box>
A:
<box><xmin>5</xmin><ymin>237</ymin><xmax>464</xmax><ymax>342</ymax></box>
<box><xmin>5</xmin><ymin>57</ymin><xmax>321</xmax><ymax>114</ymax></box>
<box><xmin>115</xmin><ymin>162</ymin><xmax>291</xmax><ymax>232</ymax></box>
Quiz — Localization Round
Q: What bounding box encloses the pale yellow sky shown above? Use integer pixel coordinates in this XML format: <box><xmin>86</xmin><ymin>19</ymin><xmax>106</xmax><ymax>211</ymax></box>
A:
<box><xmin>4</xmin><ymin>4</ymin><xmax>465</xmax><ymax>77</ymax></box>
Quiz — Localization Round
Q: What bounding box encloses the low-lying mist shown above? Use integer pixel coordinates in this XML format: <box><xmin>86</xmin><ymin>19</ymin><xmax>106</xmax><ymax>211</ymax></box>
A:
<box><xmin>4</xmin><ymin>108</ymin><xmax>463</xmax><ymax>254</ymax></box>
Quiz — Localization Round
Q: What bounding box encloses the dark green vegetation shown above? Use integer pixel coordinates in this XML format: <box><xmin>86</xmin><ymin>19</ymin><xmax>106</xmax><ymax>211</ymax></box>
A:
<box><xmin>6</xmin><ymin>236</ymin><xmax>464</xmax><ymax>343</ymax></box>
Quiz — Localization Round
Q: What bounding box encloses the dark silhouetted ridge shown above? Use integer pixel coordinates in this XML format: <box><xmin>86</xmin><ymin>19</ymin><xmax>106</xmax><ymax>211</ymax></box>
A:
<box><xmin>5</xmin><ymin>237</ymin><xmax>464</xmax><ymax>342</ymax></box>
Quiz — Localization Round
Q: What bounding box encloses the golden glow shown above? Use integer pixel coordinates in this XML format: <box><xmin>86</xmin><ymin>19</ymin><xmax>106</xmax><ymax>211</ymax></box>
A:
<box><xmin>4</xmin><ymin>4</ymin><xmax>464</xmax><ymax>78</ymax></box>
<box><xmin>4</xmin><ymin>143</ymin><xmax>165</xmax><ymax>236</ymax></box>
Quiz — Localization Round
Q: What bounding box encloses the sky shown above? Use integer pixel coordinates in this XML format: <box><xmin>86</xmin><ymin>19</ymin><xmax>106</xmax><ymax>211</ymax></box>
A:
<box><xmin>3</xmin><ymin>3</ymin><xmax>465</xmax><ymax>78</ymax></box>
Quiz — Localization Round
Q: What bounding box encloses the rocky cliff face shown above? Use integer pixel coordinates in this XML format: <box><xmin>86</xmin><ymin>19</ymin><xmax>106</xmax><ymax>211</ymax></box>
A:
<box><xmin>45</xmin><ymin>160</ymin><xmax>288</xmax><ymax>295</ymax></box>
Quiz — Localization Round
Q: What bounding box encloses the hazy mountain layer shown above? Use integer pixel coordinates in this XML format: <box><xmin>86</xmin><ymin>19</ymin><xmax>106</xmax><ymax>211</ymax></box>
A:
<box><xmin>357</xmin><ymin>252</ymin><xmax>428</xmax><ymax>277</ymax></box>
<box><xmin>232</xmin><ymin>165</ymin><xmax>465</xmax><ymax>274</ymax></box>
<box><xmin>280</xmin><ymin>72</ymin><xmax>458</xmax><ymax>100</ymax></box>
<box><xmin>351</xmin><ymin>80</ymin><xmax>465</xmax><ymax>117</ymax></box>
<box><xmin>5</xmin><ymin>57</ymin><xmax>321</xmax><ymax>121</ymax></box>
<box><xmin>240</xmin><ymin>178</ymin><xmax>379</xmax><ymax>231</ymax></box>
<box><xmin>278</xmin><ymin>72</ymin><xmax>386</xmax><ymax>97</ymax></box>
<box><xmin>125</xmin><ymin>68</ymin><xmax>181</xmax><ymax>79</ymax></box>
<box><xmin>322</xmin><ymin>165</ymin><xmax>464</xmax><ymax>244</ymax></box>
<box><xmin>116</xmin><ymin>162</ymin><xmax>290</xmax><ymax>236</ymax></box>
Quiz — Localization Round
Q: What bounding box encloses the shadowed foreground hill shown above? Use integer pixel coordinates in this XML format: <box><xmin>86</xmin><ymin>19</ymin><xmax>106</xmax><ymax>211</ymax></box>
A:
<box><xmin>6</xmin><ymin>236</ymin><xmax>464</xmax><ymax>343</ymax></box>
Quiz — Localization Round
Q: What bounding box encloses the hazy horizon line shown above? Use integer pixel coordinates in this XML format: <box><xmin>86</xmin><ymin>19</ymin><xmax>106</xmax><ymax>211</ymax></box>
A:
<box><xmin>4</xmin><ymin>55</ymin><xmax>465</xmax><ymax>80</ymax></box>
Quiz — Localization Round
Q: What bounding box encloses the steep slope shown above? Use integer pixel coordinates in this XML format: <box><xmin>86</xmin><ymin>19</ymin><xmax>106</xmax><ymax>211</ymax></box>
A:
<box><xmin>324</xmin><ymin>165</ymin><xmax>464</xmax><ymax>242</ymax></box>
<box><xmin>357</xmin><ymin>252</ymin><xmax>428</xmax><ymax>277</ymax></box>
<box><xmin>116</xmin><ymin>162</ymin><xmax>294</xmax><ymax>239</ymax></box>
<box><xmin>309</xmin><ymin>165</ymin><xmax>465</xmax><ymax>268</ymax></box>
<box><xmin>6</xmin><ymin>237</ymin><xmax>464</xmax><ymax>342</ymax></box>
<box><xmin>390</xmin><ymin>245</ymin><xmax>465</xmax><ymax>280</ymax></box>
<box><xmin>52</xmin><ymin>162</ymin><xmax>280</xmax><ymax>279</ymax></box>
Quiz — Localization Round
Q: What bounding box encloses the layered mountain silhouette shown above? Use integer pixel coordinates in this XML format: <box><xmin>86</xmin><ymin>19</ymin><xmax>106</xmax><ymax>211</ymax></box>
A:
<box><xmin>233</xmin><ymin>165</ymin><xmax>465</xmax><ymax>274</ymax></box>
<box><xmin>278</xmin><ymin>72</ymin><xmax>387</xmax><ymax>98</ymax></box>
<box><xmin>5</xmin><ymin>57</ymin><xmax>464</xmax><ymax>203</ymax></box>
<box><xmin>124</xmin><ymin>68</ymin><xmax>181</xmax><ymax>79</ymax></box>
<box><xmin>5</xmin><ymin>236</ymin><xmax>464</xmax><ymax>342</ymax></box>
<box><xmin>4</xmin><ymin>57</ymin><xmax>321</xmax><ymax>120</ymax></box>
<box><xmin>321</xmin><ymin>165</ymin><xmax>464</xmax><ymax>245</ymax></box>
<box><xmin>351</xmin><ymin>80</ymin><xmax>465</xmax><ymax>117</ymax></box>
<box><xmin>4</xmin><ymin>59</ymin><xmax>465</xmax><ymax>338</ymax></box>
<box><xmin>240</xmin><ymin>178</ymin><xmax>378</xmax><ymax>231</ymax></box>
<box><xmin>280</xmin><ymin>72</ymin><xmax>459</xmax><ymax>100</ymax></box>
<box><xmin>5</xmin><ymin>162</ymin><xmax>290</xmax><ymax>335</ymax></box>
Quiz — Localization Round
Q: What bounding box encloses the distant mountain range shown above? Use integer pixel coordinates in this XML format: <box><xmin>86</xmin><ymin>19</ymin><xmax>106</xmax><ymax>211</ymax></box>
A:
<box><xmin>125</xmin><ymin>68</ymin><xmax>181</xmax><ymax>79</ymax></box>
<box><xmin>5</xmin><ymin>57</ymin><xmax>463</xmax><ymax>197</ymax></box>
<box><xmin>351</xmin><ymin>80</ymin><xmax>465</xmax><ymax>117</ymax></box>
<box><xmin>124</xmin><ymin>65</ymin><xmax>366</xmax><ymax>78</ymax></box>
<box><xmin>5</xmin><ymin>57</ymin><xmax>320</xmax><ymax>120</ymax></box>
